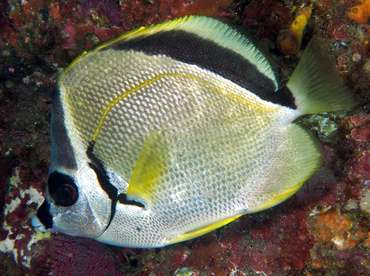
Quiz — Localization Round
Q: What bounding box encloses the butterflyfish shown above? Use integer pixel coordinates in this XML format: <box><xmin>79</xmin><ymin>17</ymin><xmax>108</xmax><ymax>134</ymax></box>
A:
<box><xmin>32</xmin><ymin>16</ymin><xmax>357</xmax><ymax>248</ymax></box>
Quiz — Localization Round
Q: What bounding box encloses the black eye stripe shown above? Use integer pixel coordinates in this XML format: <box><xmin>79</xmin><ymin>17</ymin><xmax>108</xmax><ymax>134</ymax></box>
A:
<box><xmin>48</xmin><ymin>171</ymin><xmax>79</xmax><ymax>207</ymax></box>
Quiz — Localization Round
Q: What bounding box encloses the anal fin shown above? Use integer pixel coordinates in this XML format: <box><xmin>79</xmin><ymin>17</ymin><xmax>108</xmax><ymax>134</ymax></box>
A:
<box><xmin>253</xmin><ymin>123</ymin><xmax>323</xmax><ymax>212</ymax></box>
<box><xmin>168</xmin><ymin>214</ymin><xmax>243</xmax><ymax>245</ymax></box>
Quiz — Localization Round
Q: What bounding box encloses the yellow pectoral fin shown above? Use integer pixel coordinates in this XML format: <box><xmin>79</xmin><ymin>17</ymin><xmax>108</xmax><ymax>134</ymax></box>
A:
<box><xmin>168</xmin><ymin>214</ymin><xmax>243</xmax><ymax>245</ymax></box>
<box><xmin>126</xmin><ymin>130</ymin><xmax>170</xmax><ymax>205</ymax></box>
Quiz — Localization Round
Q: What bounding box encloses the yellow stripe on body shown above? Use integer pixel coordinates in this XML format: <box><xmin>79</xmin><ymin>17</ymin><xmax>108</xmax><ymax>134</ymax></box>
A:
<box><xmin>92</xmin><ymin>72</ymin><xmax>279</xmax><ymax>142</ymax></box>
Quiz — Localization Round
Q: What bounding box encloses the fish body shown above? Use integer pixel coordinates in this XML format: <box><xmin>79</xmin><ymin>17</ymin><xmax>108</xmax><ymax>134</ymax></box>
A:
<box><xmin>33</xmin><ymin>16</ymin><xmax>356</xmax><ymax>248</ymax></box>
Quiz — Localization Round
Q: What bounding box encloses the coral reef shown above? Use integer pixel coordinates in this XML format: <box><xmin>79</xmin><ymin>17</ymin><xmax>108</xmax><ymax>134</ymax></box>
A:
<box><xmin>1</xmin><ymin>0</ymin><xmax>370</xmax><ymax>275</ymax></box>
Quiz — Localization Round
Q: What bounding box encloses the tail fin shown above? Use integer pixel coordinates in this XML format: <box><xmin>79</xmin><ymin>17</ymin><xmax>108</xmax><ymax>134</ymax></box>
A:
<box><xmin>286</xmin><ymin>37</ymin><xmax>358</xmax><ymax>114</ymax></box>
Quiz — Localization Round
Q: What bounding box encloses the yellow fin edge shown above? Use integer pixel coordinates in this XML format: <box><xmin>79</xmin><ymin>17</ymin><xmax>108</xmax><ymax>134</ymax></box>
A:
<box><xmin>59</xmin><ymin>16</ymin><xmax>194</xmax><ymax>76</ymax></box>
<box><xmin>253</xmin><ymin>182</ymin><xmax>303</xmax><ymax>213</ymax></box>
<box><xmin>168</xmin><ymin>214</ymin><xmax>242</xmax><ymax>245</ymax></box>
<box><xmin>95</xmin><ymin>16</ymin><xmax>194</xmax><ymax>51</ymax></box>
<box><xmin>168</xmin><ymin>182</ymin><xmax>303</xmax><ymax>245</ymax></box>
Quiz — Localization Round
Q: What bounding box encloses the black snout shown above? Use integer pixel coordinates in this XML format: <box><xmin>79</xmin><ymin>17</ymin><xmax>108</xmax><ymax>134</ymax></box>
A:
<box><xmin>36</xmin><ymin>200</ymin><xmax>53</xmax><ymax>229</ymax></box>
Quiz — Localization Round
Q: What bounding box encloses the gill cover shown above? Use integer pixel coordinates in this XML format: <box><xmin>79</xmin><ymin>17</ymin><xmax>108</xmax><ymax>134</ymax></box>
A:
<box><xmin>33</xmin><ymin>87</ymin><xmax>114</xmax><ymax>238</ymax></box>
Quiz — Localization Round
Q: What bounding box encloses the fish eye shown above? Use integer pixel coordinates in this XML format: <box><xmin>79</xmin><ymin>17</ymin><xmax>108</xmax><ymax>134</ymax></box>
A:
<box><xmin>48</xmin><ymin>171</ymin><xmax>79</xmax><ymax>207</ymax></box>
<box><xmin>51</xmin><ymin>183</ymin><xmax>78</xmax><ymax>206</ymax></box>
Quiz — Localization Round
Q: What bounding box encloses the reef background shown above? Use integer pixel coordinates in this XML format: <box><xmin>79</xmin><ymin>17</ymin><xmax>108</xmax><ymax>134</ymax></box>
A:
<box><xmin>1</xmin><ymin>0</ymin><xmax>370</xmax><ymax>275</ymax></box>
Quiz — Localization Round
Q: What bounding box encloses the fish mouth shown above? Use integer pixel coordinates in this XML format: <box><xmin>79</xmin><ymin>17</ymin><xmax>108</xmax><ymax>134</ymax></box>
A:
<box><xmin>32</xmin><ymin>200</ymin><xmax>53</xmax><ymax>231</ymax></box>
<box><xmin>32</xmin><ymin>216</ymin><xmax>47</xmax><ymax>232</ymax></box>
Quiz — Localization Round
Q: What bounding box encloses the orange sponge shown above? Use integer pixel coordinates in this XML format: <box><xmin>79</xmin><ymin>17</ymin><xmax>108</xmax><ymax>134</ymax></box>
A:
<box><xmin>277</xmin><ymin>5</ymin><xmax>312</xmax><ymax>55</ymax></box>
<box><xmin>349</xmin><ymin>0</ymin><xmax>370</xmax><ymax>24</ymax></box>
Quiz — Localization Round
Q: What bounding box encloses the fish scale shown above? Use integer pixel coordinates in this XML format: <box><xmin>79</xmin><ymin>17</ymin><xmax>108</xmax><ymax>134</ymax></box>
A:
<box><xmin>70</xmin><ymin>52</ymin><xmax>277</xmax><ymax>182</ymax></box>
<box><xmin>118</xmin><ymin>106</ymin><xmax>276</xmax><ymax>246</ymax></box>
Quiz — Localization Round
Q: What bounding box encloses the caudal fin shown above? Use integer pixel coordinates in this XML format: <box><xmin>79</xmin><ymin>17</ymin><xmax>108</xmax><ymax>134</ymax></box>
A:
<box><xmin>286</xmin><ymin>37</ymin><xmax>358</xmax><ymax>115</ymax></box>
